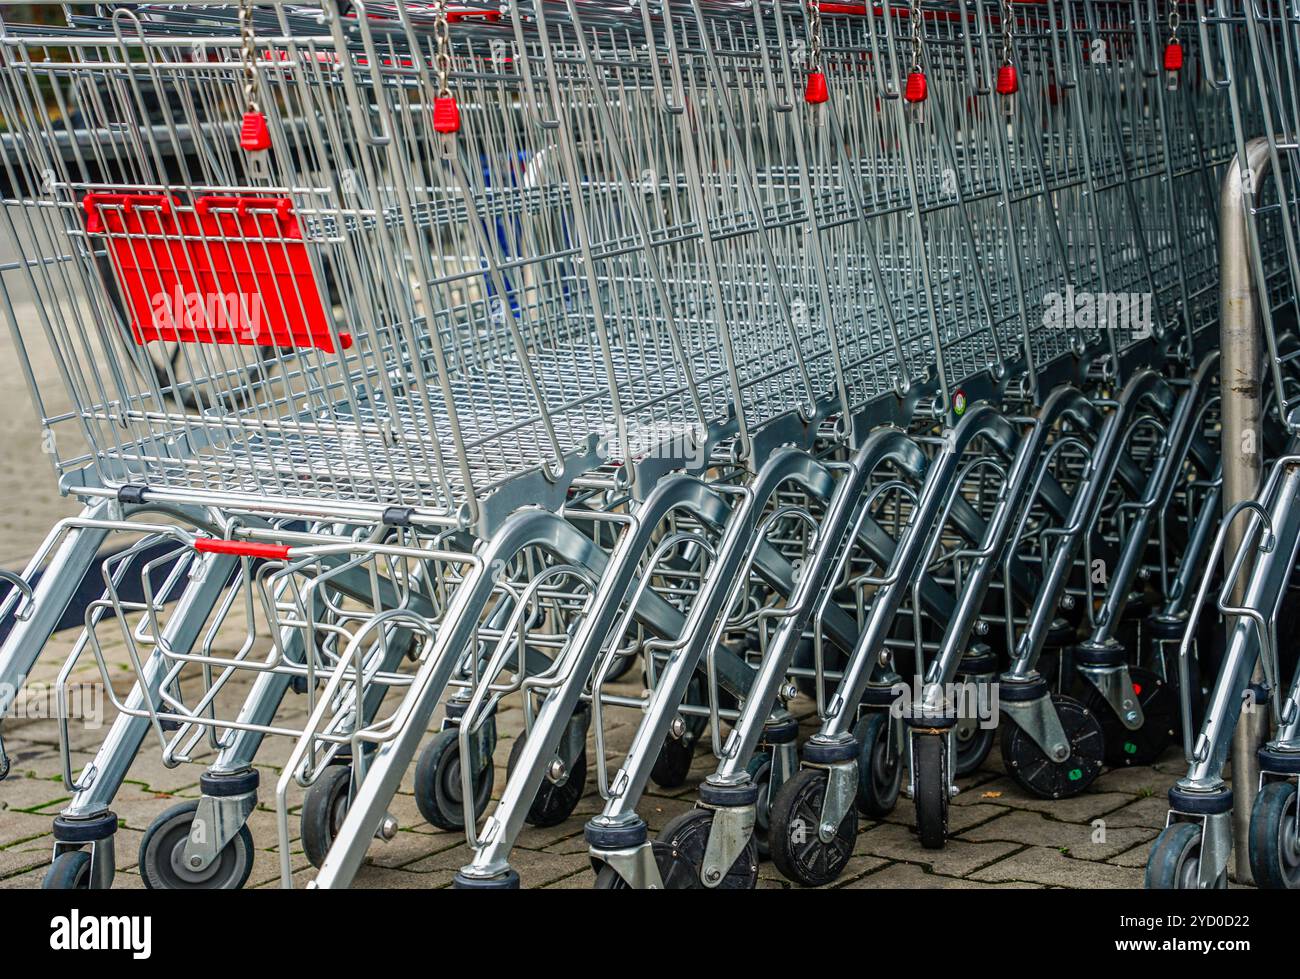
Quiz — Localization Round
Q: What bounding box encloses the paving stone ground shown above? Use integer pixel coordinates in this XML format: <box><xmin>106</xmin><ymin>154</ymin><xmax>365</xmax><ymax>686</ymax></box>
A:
<box><xmin>0</xmin><ymin>602</ymin><xmax>1237</xmax><ymax>890</ymax></box>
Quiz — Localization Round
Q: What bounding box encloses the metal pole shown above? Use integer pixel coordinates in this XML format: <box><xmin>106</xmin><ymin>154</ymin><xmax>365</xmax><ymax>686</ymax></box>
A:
<box><xmin>1219</xmin><ymin>138</ymin><xmax>1272</xmax><ymax>885</ymax></box>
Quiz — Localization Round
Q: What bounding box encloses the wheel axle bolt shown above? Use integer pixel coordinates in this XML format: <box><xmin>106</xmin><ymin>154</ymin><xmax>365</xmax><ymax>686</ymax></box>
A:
<box><xmin>377</xmin><ymin>816</ymin><xmax>399</xmax><ymax>841</ymax></box>
<box><xmin>704</xmin><ymin>867</ymin><xmax>722</xmax><ymax>883</ymax></box>
<box><xmin>188</xmin><ymin>855</ymin><xmax>204</xmax><ymax>869</ymax></box>
<box><xmin>781</xmin><ymin>683</ymin><xmax>799</xmax><ymax>701</ymax></box>
<box><xmin>1059</xmin><ymin>595</ymin><xmax>1075</xmax><ymax>611</ymax></box>
<box><xmin>670</xmin><ymin>716</ymin><xmax>687</xmax><ymax>739</ymax></box>
<box><xmin>548</xmin><ymin>758</ymin><xmax>567</xmax><ymax>781</ymax></box>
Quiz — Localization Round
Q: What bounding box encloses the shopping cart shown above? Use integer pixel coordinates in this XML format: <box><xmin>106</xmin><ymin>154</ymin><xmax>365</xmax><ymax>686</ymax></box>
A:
<box><xmin>450</xmin><ymin>0</ymin><xmax>1255</xmax><ymax>886</ymax></box>
<box><xmin>1145</xmin><ymin>0</ymin><xmax>1300</xmax><ymax>890</ymax></box>
<box><xmin>0</xmin><ymin>0</ymin><xmax>827</xmax><ymax>887</ymax></box>
<box><xmin>0</xmin><ymin>0</ymin><xmax>1289</xmax><ymax>893</ymax></box>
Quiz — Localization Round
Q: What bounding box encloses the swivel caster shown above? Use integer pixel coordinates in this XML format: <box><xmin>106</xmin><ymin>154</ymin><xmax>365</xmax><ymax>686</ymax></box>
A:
<box><xmin>652</xmin><ymin>809</ymin><xmax>759</xmax><ymax>889</ymax></box>
<box><xmin>139</xmin><ymin>800</ymin><xmax>255</xmax><ymax>889</ymax></box>
<box><xmin>853</xmin><ymin>712</ymin><xmax>902</xmax><ymax>818</ymax></box>
<box><xmin>44</xmin><ymin>850</ymin><xmax>94</xmax><ymax>890</ymax></box>
<box><xmin>1249</xmin><ymin>781</ymin><xmax>1300</xmax><ymax>888</ymax></box>
<box><xmin>745</xmin><ymin>752</ymin><xmax>774</xmax><ymax>858</ymax></box>
<box><xmin>43</xmin><ymin>811</ymin><xmax>118</xmax><ymax>890</ymax></box>
<box><xmin>301</xmin><ymin>764</ymin><xmax>352</xmax><ymax>869</ymax></box>
<box><xmin>415</xmin><ymin>728</ymin><xmax>495</xmax><ymax>831</ymax></box>
<box><xmin>1001</xmin><ymin>694</ymin><xmax>1104</xmax><ymax>798</ymax></box>
<box><xmin>1145</xmin><ymin>822</ymin><xmax>1227</xmax><ymax>889</ymax></box>
<box><xmin>953</xmin><ymin>716</ymin><xmax>996</xmax><ymax>777</ymax></box>
<box><xmin>506</xmin><ymin>728</ymin><xmax>587</xmax><ymax>828</ymax></box>
<box><xmin>1084</xmin><ymin>666</ymin><xmax>1177</xmax><ymax>766</ymax></box>
<box><xmin>912</xmin><ymin>731</ymin><xmax>950</xmax><ymax>849</ymax></box>
<box><xmin>769</xmin><ymin>769</ymin><xmax>857</xmax><ymax>887</ymax></box>
<box><xmin>649</xmin><ymin>676</ymin><xmax>707</xmax><ymax>789</ymax></box>
<box><xmin>954</xmin><ymin>651</ymin><xmax>998</xmax><ymax>776</ymax></box>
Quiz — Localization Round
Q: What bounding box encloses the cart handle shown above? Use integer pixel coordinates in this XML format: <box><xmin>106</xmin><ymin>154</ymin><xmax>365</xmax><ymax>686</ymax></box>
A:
<box><xmin>194</xmin><ymin>538</ymin><xmax>292</xmax><ymax>560</ymax></box>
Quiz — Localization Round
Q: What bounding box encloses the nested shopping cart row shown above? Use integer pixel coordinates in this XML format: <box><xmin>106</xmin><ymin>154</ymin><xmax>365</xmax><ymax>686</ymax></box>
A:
<box><xmin>0</xmin><ymin>0</ymin><xmax>1291</xmax><ymax>890</ymax></box>
<box><xmin>1142</xmin><ymin>0</ymin><xmax>1300</xmax><ymax>890</ymax></box>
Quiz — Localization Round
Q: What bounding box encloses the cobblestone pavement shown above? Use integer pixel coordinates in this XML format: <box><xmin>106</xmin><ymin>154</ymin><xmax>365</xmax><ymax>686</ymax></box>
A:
<box><xmin>0</xmin><ymin>611</ymin><xmax>1221</xmax><ymax>890</ymax></box>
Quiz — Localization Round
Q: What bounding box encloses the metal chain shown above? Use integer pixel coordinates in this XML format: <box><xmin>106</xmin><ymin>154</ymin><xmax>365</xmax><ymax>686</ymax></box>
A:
<box><xmin>432</xmin><ymin>0</ymin><xmax>453</xmax><ymax>98</ymax></box>
<box><xmin>910</xmin><ymin>0</ymin><xmax>924</xmax><ymax>72</ymax></box>
<box><xmin>807</xmin><ymin>0</ymin><xmax>823</xmax><ymax>72</ymax></box>
<box><xmin>1167</xmin><ymin>0</ymin><xmax>1181</xmax><ymax>45</ymax></box>
<box><xmin>239</xmin><ymin>0</ymin><xmax>258</xmax><ymax>114</ymax></box>
<box><xmin>1001</xmin><ymin>0</ymin><xmax>1015</xmax><ymax>65</ymax></box>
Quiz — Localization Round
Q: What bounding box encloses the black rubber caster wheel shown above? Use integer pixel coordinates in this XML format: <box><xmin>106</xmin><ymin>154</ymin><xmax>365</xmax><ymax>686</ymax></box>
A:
<box><xmin>655</xmin><ymin>808</ymin><xmax>758</xmax><ymax>889</ymax></box>
<box><xmin>746</xmin><ymin>751</ymin><xmax>773</xmax><ymax>859</ymax></box>
<box><xmin>953</xmin><ymin>715</ymin><xmax>996</xmax><ymax>777</ymax></box>
<box><xmin>43</xmin><ymin>850</ymin><xmax>93</xmax><ymax>890</ymax></box>
<box><xmin>853</xmin><ymin>712</ymin><xmax>902</xmax><ymax>818</ymax></box>
<box><xmin>913</xmin><ymin>732</ymin><xmax>949</xmax><ymax>849</ymax></box>
<box><xmin>649</xmin><ymin>677</ymin><xmax>707</xmax><ymax>789</ymax></box>
<box><xmin>1001</xmin><ymin>694</ymin><xmax>1104</xmax><ymax>798</ymax></box>
<box><xmin>769</xmin><ymin>769</ymin><xmax>857</xmax><ymax>887</ymax></box>
<box><xmin>1145</xmin><ymin>822</ymin><xmax>1227</xmax><ymax>889</ymax></box>
<box><xmin>1249</xmin><ymin>781</ymin><xmax>1300</xmax><ymax>889</ymax></box>
<box><xmin>1084</xmin><ymin>666</ymin><xmax>1178</xmax><ymax>766</ymax></box>
<box><xmin>506</xmin><ymin>731</ymin><xmax>587</xmax><ymax>828</ymax></box>
<box><xmin>301</xmin><ymin>764</ymin><xmax>351</xmax><ymax>869</ymax></box>
<box><xmin>650</xmin><ymin>734</ymin><xmax>695</xmax><ymax>789</ymax></box>
<box><xmin>415</xmin><ymin>728</ymin><xmax>495</xmax><ymax>831</ymax></box>
<box><xmin>591</xmin><ymin>841</ymin><xmax>674</xmax><ymax>889</ymax></box>
<box><xmin>140</xmin><ymin>800</ymin><xmax>254</xmax><ymax>889</ymax></box>
<box><xmin>593</xmin><ymin>864</ymin><xmax>633</xmax><ymax>889</ymax></box>
<box><xmin>603</xmin><ymin>650</ymin><xmax>637</xmax><ymax>683</ymax></box>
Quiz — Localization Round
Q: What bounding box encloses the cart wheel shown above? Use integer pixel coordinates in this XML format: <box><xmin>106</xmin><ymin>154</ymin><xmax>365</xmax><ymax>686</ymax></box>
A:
<box><xmin>603</xmin><ymin>650</ymin><xmax>637</xmax><ymax>683</ymax></box>
<box><xmin>650</xmin><ymin>735</ymin><xmax>695</xmax><ymax>788</ymax></box>
<box><xmin>913</xmin><ymin>732</ymin><xmax>949</xmax><ymax>849</ymax></box>
<box><xmin>414</xmin><ymin>729</ymin><xmax>495</xmax><ymax>831</ymax></box>
<box><xmin>1145</xmin><ymin>822</ymin><xmax>1226</xmax><ymax>889</ymax></box>
<box><xmin>953</xmin><ymin>714</ymin><xmax>996</xmax><ymax>776</ymax></box>
<box><xmin>746</xmin><ymin>751</ymin><xmax>773</xmax><ymax>859</ymax></box>
<box><xmin>1001</xmin><ymin>694</ymin><xmax>1104</xmax><ymax>798</ymax></box>
<box><xmin>301</xmin><ymin>764</ymin><xmax>352</xmax><ymax>869</ymax></box>
<box><xmin>853</xmin><ymin>712</ymin><xmax>902</xmax><ymax>817</ymax></box>
<box><xmin>1084</xmin><ymin>667</ymin><xmax>1178</xmax><ymax>766</ymax></box>
<box><xmin>139</xmin><ymin>800</ymin><xmax>254</xmax><ymax>890</ymax></box>
<box><xmin>591</xmin><ymin>840</ymin><xmax>675</xmax><ymax>889</ymax></box>
<box><xmin>43</xmin><ymin>850</ymin><xmax>92</xmax><ymax>890</ymax></box>
<box><xmin>506</xmin><ymin>733</ymin><xmax>587</xmax><ymax>828</ymax></box>
<box><xmin>769</xmin><ymin>769</ymin><xmax>857</xmax><ymax>887</ymax></box>
<box><xmin>649</xmin><ymin>677</ymin><xmax>708</xmax><ymax>789</ymax></box>
<box><xmin>593</xmin><ymin>864</ymin><xmax>632</xmax><ymax>889</ymax></box>
<box><xmin>656</xmin><ymin>809</ymin><xmax>758</xmax><ymax>889</ymax></box>
<box><xmin>1249</xmin><ymin>782</ymin><xmax>1300</xmax><ymax>889</ymax></box>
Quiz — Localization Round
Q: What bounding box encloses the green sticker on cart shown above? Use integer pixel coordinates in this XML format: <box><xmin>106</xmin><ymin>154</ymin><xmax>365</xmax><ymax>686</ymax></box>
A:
<box><xmin>1067</xmin><ymin>768</ymin><xmax>1083</xmax><ymax>781</ymax></box>
<box><xmin>953</xmin><ymin>390</ymin><xmax>967</xmax><ymax>416</ymax></box>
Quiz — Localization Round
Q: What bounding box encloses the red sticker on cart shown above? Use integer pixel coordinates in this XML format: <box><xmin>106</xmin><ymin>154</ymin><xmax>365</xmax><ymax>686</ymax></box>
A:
<box><xmin>83</xmin><ymin>193</ymin><xmax>350</xmax><ymax>354</ymax></box>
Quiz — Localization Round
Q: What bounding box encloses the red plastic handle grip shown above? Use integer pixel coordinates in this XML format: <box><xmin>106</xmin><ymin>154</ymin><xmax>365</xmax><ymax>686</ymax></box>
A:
<box><xmin>194</xmin><ymin>195</ymin><xmax>296</xmax><ymax>223</ymax></box>
<box><xmin>194</xmin><ymin>538</ymin><xmax>291</xmax><ymax>560</ymax></box>
<box><xmin>447</xmin><ymin>9</ymin><xmax>502</xmax><ymax>22</ymax></box>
